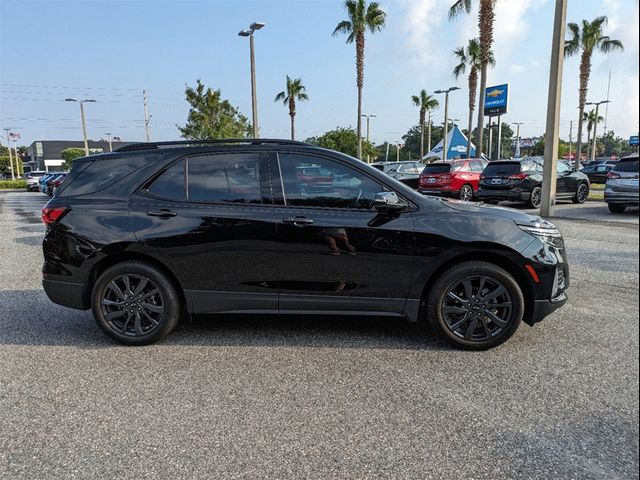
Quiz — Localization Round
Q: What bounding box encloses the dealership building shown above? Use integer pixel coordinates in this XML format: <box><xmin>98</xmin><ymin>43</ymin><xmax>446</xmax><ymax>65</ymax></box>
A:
<box><xmin>24</xmin><ymin>140</ymin><xmax>134</xmax><ymax>171</ymax></box>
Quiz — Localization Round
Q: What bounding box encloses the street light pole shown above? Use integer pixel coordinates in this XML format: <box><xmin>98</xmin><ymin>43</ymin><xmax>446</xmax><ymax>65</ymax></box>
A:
<box><xmin>66</xmin><ymin>98</ymin><xmax>96</xmax><ymax>156</ymax></box>
<box><xmin>514</xmin><ymin>122</ymin><xmax>524</xmax><ymax>158</ymax></box>
<box><xmin>435</xmin><ymin>87</ymin><xmax>460</xmax><ymax>161</ymax></box>
<box><xmin>105</xmin><ymin>133</ymin><xmax>113</xmax><ymax>152</ymax></box>
<box><xmin>541</xmin><ymin>0</ymin><xmax>568</xmax><ymax>217</ymax></box>
<box><xmin>586</xmin><ymin>100</ymin><xmax>610</xmax><ymax>163</ymax></box>
<box><xmin>239</xmin><ymin>22</ymin><xmax>266</xmax><ymax>139</ymax></box>
<box><xmin>3</xmin><ymin>128</ymin><xmax>15</xmax><ymax>180</ymax></box>
<box><xmin>361</xmin><ymin>114</ymin><xmax>376</xmax><ymax>162</ymax></box>
<box><xmin>143</xmin><ymin>90</ymin><xmax>151</xmax><ymax>142</ymax></box>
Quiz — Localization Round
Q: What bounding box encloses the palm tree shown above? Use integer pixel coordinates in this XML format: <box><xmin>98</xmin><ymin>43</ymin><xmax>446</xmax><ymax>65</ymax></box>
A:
<box><xmin>453</xmin><ymin>38</ymin><xmax>494</xmax><ymax>159</ymax></box>
<box><xmin>411</xmin><ymin>90</ymin><xmax>439</xmax><ymax>160</ymax></box>
<box><xmin>333</xmin><ymin>0</ymin><xmax>386</xmax><ymax>160</ymax></box>
<box><xmin>274</xmin><ymin>76</ymin><xmax>309</xmax><ymax>141</ymax></box>
<box><xmin>449</xmin><ymin>0</ymin><xmax>498</xmax><ymax>159</ymax></box>
<box><xmin>584</xmin><ymin>109</ymin><xmax>603</xmax><ymax>159</ymax></box>
<box><xmin>565</xmin><ymin>16</ymin><xmax>623</xmax><ymax>169</ymax></box>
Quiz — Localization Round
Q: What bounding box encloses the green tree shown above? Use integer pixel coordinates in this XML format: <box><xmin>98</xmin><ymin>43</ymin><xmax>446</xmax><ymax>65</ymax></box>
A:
<box><xmin>178</xmin><ymin>79</ymin><xmax>251</xmax><ymax>139</ymax></box>
<box><xmin>453</xmin><ymin>38</ymin><xmax>494</xmax><ymax>159</ymax></box>
<box><xmin>565</xmin><ymin>16</ymin><xmax>623</xmax><ymax>168</ymax></box>
<box><xmin>0</xmin><ymin>155</ymin><xmax>12</xmax><ymax>175</ymax></box>
<box><xmin>274</xmin><ymin>76</ymin><xmax>309</xmax><ymax>141</ymax></box>
<box><xmin>61</xmin><ymin>148</ymin><xmax>86</xmax><ymax>169</ymax></box>
<box><xmin>333</xmin><ymin>0</ymin><xmax>386</xmax><ymax>160</ymax></box>
<box><xmin>449</xmin><ymin>0</ymin><xmax>499</xmax><ymax>158</ymax></box>
<box><xmin>306</xmin><ymin>127</ymin><xmax>378</xmax><ymax>159</ymax></box>
<box><xmin>597</xmin><ymin>131</ymin><xmax>632</xmax><ymax>158</ymax></box>
<box><xmin>411</xmin><ymin>90</ymin><xmax>439</xmax><ymax>160</ymax></box>
<box><xmin>584</xmin><ymin>109</ymin><xmax>603</xmax><ymax>158</ymax></box>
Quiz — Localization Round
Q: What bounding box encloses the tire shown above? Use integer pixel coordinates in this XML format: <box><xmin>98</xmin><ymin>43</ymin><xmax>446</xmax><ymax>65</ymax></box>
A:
<box><xmin>528</xmin><ymin>186</ymin><xmax>542</xmax><ymax>209</ymax></box>
<box><xmin>426</xmin><ymin>261</ymin><xmax>524</xmax><ymax>350</ymax></box>
<box><xmin>458</xmin><ymin>184</ymin><xmax>474</xmax><ymax>201</ymax></box>
<box><xmin>91</xmin><ymin>261</ymin><xmax>182</xmax><ymax>345</ymax></box>
<box><xmin>608</xmin><ymin>203</ymin><xmax>626</xmax><ymax>214</ymax></box>
<box><xmin>573</xmin><ymin>183</ymin><xmax>589</xmax><ymax>204</ymax></box>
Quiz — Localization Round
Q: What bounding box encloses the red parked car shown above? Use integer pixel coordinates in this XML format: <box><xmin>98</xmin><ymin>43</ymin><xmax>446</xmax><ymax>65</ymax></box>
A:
<box><xmin>418</xmin><ymin>159</ymin><xmax>488</xmax><ymax>201</ymax></box>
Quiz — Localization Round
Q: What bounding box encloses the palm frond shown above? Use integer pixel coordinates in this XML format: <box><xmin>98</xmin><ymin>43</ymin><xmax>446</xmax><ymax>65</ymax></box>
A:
<box><xmin>332</xmin><ymin>20</ymin><xmax>353</xmax><ymax>37</ymax></box>
<box><xmin>599</xmin><ymin>37</ymin><xmax>624</xmax><ymax>53</ymax></box>
<box><xmin>449</xmin><ymin>0</ymin><xmax>472</xmax><ymax>20</ymax></box>
<box><xmin>274</xmin><ymin>91</ymin><xmax>287</xmax><ymax>104</ymax></box>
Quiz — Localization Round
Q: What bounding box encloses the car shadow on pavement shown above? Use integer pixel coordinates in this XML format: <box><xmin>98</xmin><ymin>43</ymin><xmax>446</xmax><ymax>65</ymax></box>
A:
<box><xmin>0</xmin><ymin>289</ymin><xmax>452</xmax><ymax>351</ymax></box>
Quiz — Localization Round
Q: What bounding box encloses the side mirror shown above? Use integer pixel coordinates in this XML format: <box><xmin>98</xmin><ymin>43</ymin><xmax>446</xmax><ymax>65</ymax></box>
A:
<box><xmin>374</xmin><ymin>192</ymin><xmax>406</xmax><ymax>212</ymax></box>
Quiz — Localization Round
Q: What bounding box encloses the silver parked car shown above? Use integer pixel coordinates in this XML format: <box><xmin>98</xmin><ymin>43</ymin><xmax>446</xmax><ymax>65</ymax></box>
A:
<box><xmin>605</xmin><ymin>154</ymin><xmax>639</xmax><ymax>213</ymax></box>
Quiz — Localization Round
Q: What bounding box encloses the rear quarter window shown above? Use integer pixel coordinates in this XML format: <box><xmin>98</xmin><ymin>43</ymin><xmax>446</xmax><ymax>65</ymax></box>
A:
<box><xmin>59</xmin><ymin>156</ymin><xmax>140</xmax><ymax>196</ymax></box>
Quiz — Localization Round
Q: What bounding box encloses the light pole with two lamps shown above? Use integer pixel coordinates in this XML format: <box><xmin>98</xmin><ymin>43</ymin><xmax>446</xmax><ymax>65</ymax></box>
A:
<box><xmin>65</xmin><ymin>98</ymin><xmax>96</xmax><ymax>155</ymax></box>
<box><xmin>434</xmin><ymin>87</ymin><xmax>460</xmax><ymax>161</ymax></box>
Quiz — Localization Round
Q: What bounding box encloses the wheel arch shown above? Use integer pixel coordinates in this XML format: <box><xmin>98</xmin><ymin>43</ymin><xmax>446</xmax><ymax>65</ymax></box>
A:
<box><xmin>417</xmin><ymin>251</ymin><xmax>536</xmax><ymax>325</ymax></box>
<box><xmin>87</xmin><ymin>251</ymin><xmax>188</xmax><ymax>311</ymax></box>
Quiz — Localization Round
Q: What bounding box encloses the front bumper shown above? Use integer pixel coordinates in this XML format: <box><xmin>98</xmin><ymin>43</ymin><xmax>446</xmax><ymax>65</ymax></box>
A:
<box><xmin>527</xmin><ymin>293</ymin><xmax>567</xmax><ymax>326</ymax></box>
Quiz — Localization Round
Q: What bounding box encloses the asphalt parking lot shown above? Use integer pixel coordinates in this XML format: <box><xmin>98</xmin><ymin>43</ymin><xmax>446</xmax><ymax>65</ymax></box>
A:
<box><xmin>0</xmin><ymin>191</ymin><xmax>638</xmax><ymax>480</ymax></box>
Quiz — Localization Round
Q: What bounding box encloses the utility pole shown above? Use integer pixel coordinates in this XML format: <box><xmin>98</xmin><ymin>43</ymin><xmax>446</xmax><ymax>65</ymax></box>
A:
<box><xmin>239</xmin><ymin>22</ymin><xmax>265</xmax><ymax>139</ymax></box>
<box><xmin>65</xmin><ymin>98</ymin><xmax>96</xmax><ymax>156</ymax></box>
<box><xmin>385</xmin><ymin>143</ymin><xmax>390</xmax><ymax>162</ymax></box>
<box><xmin>435</xmin><ymin>87</ymin><xmax>460</xmax><ymax>161</ymax></box>
<box><xmin>586</xmin><ymin>100</ymin><xmax>610</xmax><ymax>163</ymax></box>
<box><xmin>496</xmin><ymin>115</ymin><xmax>503</xmax><ymax>160</ymax></box>
<box><xmin>396</xmin><ymin>143</ymin><xmax>401</xmax><ymax>162</ymax></box>
<box><xmin>105</xmin><ymin>133</ymin><xmax>113</xmax><ymax>152</ymax></box>
<box><xmin>143</xmin><ymin>90</ymin><xmax>151</xmax><ymax>142</ymax></box>
<box><xmin>361</xmin><ymin>114</ymin><xmax>376</xmax><ymax>163</ymax></box>
<box><xmin>3</xmin><ymin>128</ymin><xmax>15</xmax><ymax>180</ymax></box>
<box><xmin>514</xmin><ymin>122</ymin><xmax>524</xmax><ymax>158</ymax></box>
<box><xmin>604</xmin><ymin>70</ymin><xmax>611</xmax><ymax>133</ymax></box>
<box><xmin>541</xmin><ymin>0</ymin><xmax>568</xmax><ymax>217</ymax></box>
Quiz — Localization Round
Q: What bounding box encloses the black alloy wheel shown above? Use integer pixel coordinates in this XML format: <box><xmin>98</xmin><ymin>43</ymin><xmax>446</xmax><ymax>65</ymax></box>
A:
<box><xmin>529</xmin><ymin>187</ymin><xmax>543</xmax><ymax>209</ymax></box>
<box><xmin>427</xmin><ymin>261</ymin><xmax>524</xmax><ymax>350</ymax></box>
<box><xmin>92</xmin><ymin>261</ymin><xmax>181</xmax><ymax>345</ymax></box>
<box><xmin>459</xmin><ymin>184</ymin><xmax>474</xmax><ymax>202</ymax></box>
<box><xmin>573</xmin><ymin>183</ymin><xmax>589</xmax><ymax>204</ymax></box>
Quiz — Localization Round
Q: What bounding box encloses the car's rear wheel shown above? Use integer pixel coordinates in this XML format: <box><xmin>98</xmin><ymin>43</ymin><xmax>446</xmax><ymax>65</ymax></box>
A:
<box><xmin>92</xmin><ymin>261</ymin><xmax>181</xmax><ymax>345</ymax></box>
<box><xmin>528</xmin><ymin>186</ymin><xmax>542</xmax><ymax>208</ymax></box>
<box><xmin>459</xmin><ymin>184</ymin><xmax>474</xmax><ymax>201</ymax></box>
<box><xmin>573</xmin><ymin>183</ymin><xmax>589</xmax><ymax>204</ymax></box>
<box><xmin>426</xmin><ymin>261</ymin><xmax>524</xmax><ymax>350</ymax></box>
<box><xmin>608</xmin><ymin>203</ymin><xmax>626</xmax><ymax>213</ymax></box>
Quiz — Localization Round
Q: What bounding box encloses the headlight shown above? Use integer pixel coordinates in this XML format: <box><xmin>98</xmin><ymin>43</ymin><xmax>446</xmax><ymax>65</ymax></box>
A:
<box><xmin>518</xmin><ymin>222</ymin><xmax>563</xmax><ymax>247</ymax></box>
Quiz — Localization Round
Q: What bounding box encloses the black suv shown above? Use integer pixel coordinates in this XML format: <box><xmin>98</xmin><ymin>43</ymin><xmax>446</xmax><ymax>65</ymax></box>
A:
<box><xmin>42</xmin><ymin>140</ymin><xmax>569</xmax><ymax>350</ymax></box>
<box><xmin>478</xmin><ymin>158</ymin><xmax>590</xmax><ymax>208</ymax></box>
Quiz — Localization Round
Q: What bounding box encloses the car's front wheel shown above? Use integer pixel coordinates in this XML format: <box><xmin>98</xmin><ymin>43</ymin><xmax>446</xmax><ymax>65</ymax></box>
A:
<box><xmin>91</xmin><ymin>261</ymin><xmax>182</xmax><ymax>345</ymax></box>
<box><xmin>426</xmin><ymin>261</ymin><xmax>524</xmax><ymax>350</ymax></box>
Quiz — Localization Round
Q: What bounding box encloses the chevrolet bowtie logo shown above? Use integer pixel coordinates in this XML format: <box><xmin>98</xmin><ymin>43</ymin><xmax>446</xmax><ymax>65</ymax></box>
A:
<box><xmin>487</xmin><ymin>89</ymin><xmax>504</xmax><ymax>98</ymax></box>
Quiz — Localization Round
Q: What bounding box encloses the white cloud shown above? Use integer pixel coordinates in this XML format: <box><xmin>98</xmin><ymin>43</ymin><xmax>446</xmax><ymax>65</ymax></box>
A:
<box><xmin>395</xmin><ymin>0</ymin><xmax>450</xmax><ymax>68</ymax></box>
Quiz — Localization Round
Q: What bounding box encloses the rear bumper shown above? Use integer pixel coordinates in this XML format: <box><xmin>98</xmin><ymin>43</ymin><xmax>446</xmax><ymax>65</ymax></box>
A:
<box><xmin>42</xmin><ymin>279</ymin><xmax>89</xmax><ymax>310</ymax></box>
<box><xmin>605</xmin><ymin>190</ymin><xmax>639</xmax><ymax>206</ymax></box>
<box><xmin>477</xmin><ymin>188</ymin><xmax>529</xmax><ymax>202</ymax></box>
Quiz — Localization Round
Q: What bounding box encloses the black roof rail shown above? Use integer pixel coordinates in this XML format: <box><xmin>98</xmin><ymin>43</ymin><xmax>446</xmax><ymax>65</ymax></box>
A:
<box><xmin>113</xmin><ymin>138</ymin><xmax>310</xmax><ymax>153</ymax></box>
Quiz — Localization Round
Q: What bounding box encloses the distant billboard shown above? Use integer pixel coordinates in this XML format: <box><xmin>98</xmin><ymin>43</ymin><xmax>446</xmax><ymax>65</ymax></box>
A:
<box><xmin>630</xmin><ymin>135</ymin><xmax>639</xmax><ymax>146</ymax></box>
<box><xmin>484</xmin><ymin>84</ymin><xmax>509</xmax><ymax>116</ymax></box>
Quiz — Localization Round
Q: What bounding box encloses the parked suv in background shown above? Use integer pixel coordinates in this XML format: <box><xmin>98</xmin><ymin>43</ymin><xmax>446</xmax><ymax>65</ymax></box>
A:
<box><xmin>418</xmin><ymin>159</ymin><xmax>487</xmax><ymax>201</ymax></box>
<box><xmin>25</xmin><ymin>171</ymin><xmax>47</xmax><ymax>191</ymax></box>
<box><xmin>478</xmin><ymin>159</ymin><xmax>590</xmax><ymax>208</ymax></box>
<box><xmin>42</xmin><ymin>139</ymin><xmax>569</xmax><ymax>350</ymax></box>
<box><xmin>605</xmin><ymin>154</ymin><xmax>639</xmax><ymax>213</ymax></box>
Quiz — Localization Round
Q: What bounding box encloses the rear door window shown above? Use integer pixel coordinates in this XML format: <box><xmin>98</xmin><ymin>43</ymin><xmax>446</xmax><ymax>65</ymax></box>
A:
<box><xmin>187</xmin><ymin>153</ymin><xmax>262</xmax><ymax>204</ymax></box>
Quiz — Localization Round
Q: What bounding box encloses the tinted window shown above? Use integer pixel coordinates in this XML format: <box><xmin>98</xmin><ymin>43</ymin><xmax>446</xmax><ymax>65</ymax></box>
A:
<box><xmin>483</xmin><ymin>162</ymin><xmax>522</xmax><ymax>176</ymax></box>
<box><xmin>557</xmin><ymin>162</ymin><xmax>571</xmax><ymax>174</ymax></box>
<box><xmin>422</xmin><ymin>164</ymin><xmax>451</xmax><ymax>174</ymax></box>
<box><xmin>60</xmin><ymin>157</ymin><xmax>139</xmax><ymax>196</ymax></box>
<box><xmin>147</xmin><ymin>159</ymin><xmax>186</xmax><ymax>201</ymax></box>
<box><xmin>614</xmin><ymin>158</ymin><xmax>639</xmax><ymax>173</ymax></box>
<box><xmin>470</xmin><ymin>161</ymin><xmax>485</xmax><ymax>173</ymax></box>
<box><xmin>278</xmin><ymin>153</ymin><xmax>383</xmax><ymax>209</ymax></box>
<box><xmin>188</xmin><ymin>154</ymin><xmax>262</xmax><ymax>204</ymax></box>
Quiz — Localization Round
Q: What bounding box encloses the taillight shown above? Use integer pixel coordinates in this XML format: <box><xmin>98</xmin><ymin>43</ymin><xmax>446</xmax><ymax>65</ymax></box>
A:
<box><xmin>41</xmin><ymin>206</ymin><xmax>69</xmax><ymax>226</ymax></box>
<box><xmin>508</xmin><ymin>173</ymin><xmax>527</xmax><ymax>180</ymax></box>
<box><xmin>607</xmin><ymin>172</ymin><xmax>621</xmax><ymax>180</ymax></box>
<box><xmin>480</xmin><ymin>175</ymin><xmax>486</xmax><ymax>180</ymax></box>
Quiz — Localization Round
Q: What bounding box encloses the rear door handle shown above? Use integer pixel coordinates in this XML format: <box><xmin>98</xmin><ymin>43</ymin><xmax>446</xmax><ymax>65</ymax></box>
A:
<box><xmin>283</xmin><ymin>216</ymin><xmax>314</xmax><ymax>226</ymax></box>
<box><xmin>147</xmin><ymin>209</ymin><xmax>177</xmax><ymax>218</ymax></box>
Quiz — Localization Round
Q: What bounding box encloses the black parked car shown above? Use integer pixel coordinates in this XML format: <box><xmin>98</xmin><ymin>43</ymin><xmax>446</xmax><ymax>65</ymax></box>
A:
<box><xmin>42</xmin><ymin>139</ymin><xmax>569</xmax><ymax>350</ymax></box>
<box><xmin>478</xmin><ymin>159</ymin><xmax>590</xmax><ymax>208</ymax></box>
<box><xmin>582</xmin><ymin>163</ymin><xmax>614</xmax><ymax>184</ymax></box>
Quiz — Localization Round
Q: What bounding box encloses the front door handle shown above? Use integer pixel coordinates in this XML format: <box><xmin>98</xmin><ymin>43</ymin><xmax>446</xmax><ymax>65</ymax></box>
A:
<box><xmin>283</xmin><ymin>216</ymin><xmax>314</xmax><ymax>226</ymax></box>
<box><xmin>147</xmin><ymin>209</ymin><xmax>177</xmax><ymax>218</ymax></box>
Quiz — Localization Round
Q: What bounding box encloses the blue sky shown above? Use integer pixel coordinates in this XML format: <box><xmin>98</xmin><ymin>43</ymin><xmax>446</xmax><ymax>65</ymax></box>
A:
<box><xmin>1</xmin><ymin>0</ymin><xmax>638</xmax><ymax>147</ymax></box>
